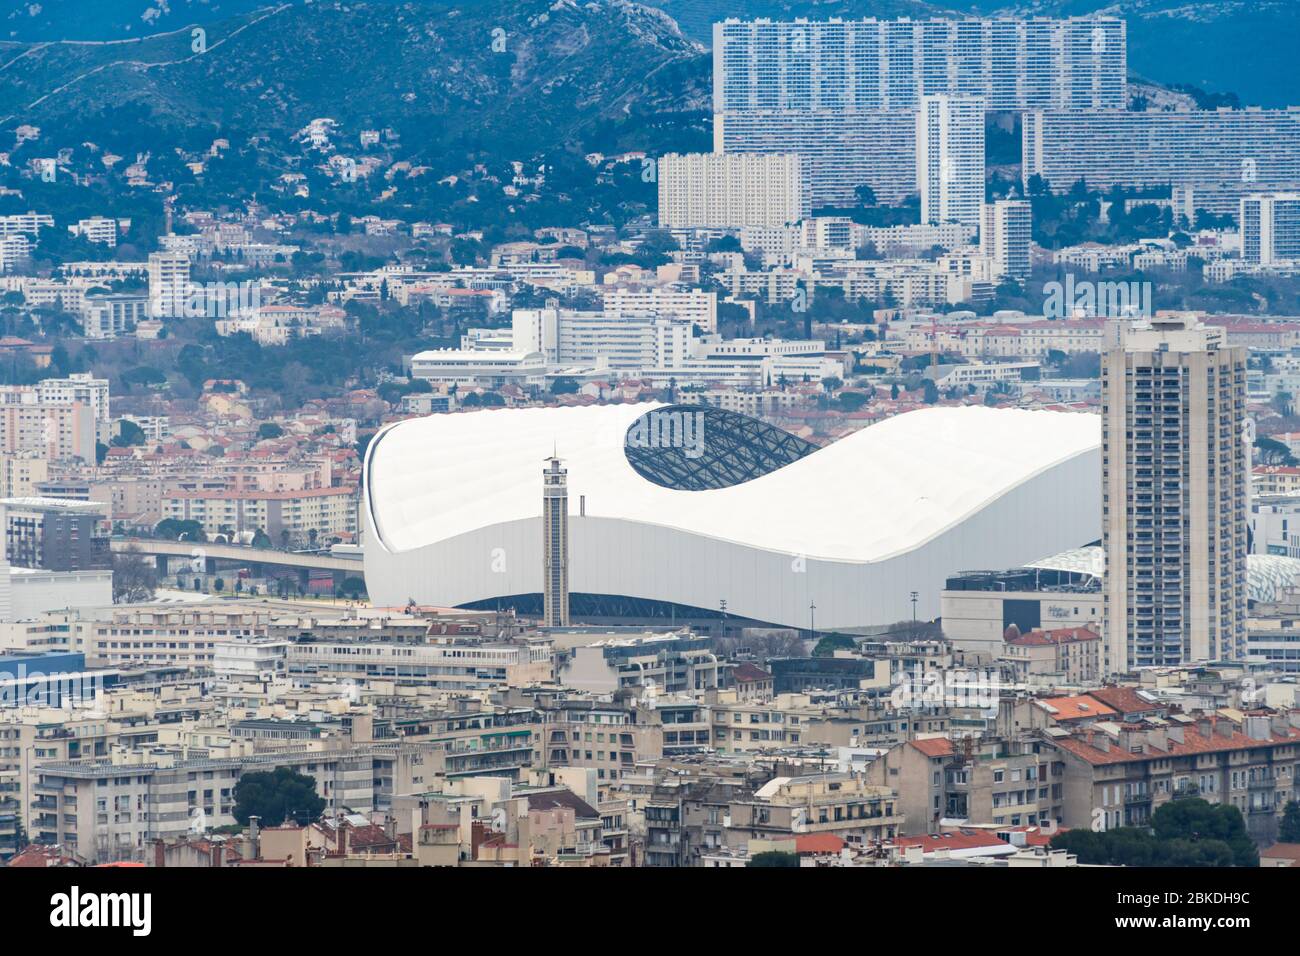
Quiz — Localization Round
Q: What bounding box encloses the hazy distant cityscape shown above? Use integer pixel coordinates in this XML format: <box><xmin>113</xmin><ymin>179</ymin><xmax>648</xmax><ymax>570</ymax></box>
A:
<box><xmin>0</xmin><ymin>1</ymin><xmax>1298</xmax><ymax>891</ymax></box>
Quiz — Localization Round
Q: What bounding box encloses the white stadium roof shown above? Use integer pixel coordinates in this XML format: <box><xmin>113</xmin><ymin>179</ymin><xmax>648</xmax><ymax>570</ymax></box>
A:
<box><xmin>1032</xmin><ymin>545</ymin><xmax>1300</xmax><ymax>604</ymax></box>
<box><xmin>363</xmin><ymin>402</ymin><xmax>1103</xmax><ymax>629</ymax></box>
<box><xmin>368</xmin><ymin>403</ymin><xmax>1099</xmax><ymax>563</ymax></box>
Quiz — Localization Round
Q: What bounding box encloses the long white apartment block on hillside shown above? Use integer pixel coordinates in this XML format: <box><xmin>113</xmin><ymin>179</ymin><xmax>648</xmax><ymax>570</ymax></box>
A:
<box><xmin>713</xmin><ymin>16</ymin><xmax>1127</xmax><ymax>113</ymax></box>
<box><xmin>714</xmin><ymin>108</ymin><xmax>916</xmax><ymax>207</ymax></box>
<box><xmin>1023</xmin><ymin>108</ymin><xmax>1300</xmax><ymax>194</ymax></box>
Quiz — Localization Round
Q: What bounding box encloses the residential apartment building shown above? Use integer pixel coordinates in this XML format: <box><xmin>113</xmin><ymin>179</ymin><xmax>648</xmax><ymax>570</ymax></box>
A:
<box><xmin>288</xmin><ymin>638</ymin><xmax>552</xmax><ymax>692</ymax></box>
<box><xmin>867</xmin><ymin>735</ymin><xmax>1065</xmax><ymax>834</ymax></box>
<box><xmin>980</xmin><ymin>200</ymin><xmax>1032</xmax><ymax>280</ymax></box>
<box><xmin>68</xmin><ymin>217</ymin><xmax>118</xmax><ymax>247</ymax></box>
<box><xmin>1000</xmin><ymin>626</ymin><xmax>1101</xmax><ymax>683</ymax></box>
<box><xmin>0</xmin><ymin>213</ymin><xmax>54</xmax><ymax>237</ymax></box>
<box><xmin>160</xmin><ymin>485</ymin><xmax>359</xmax><ymax>542</ymax></box>
<box><xmin>0</xmin><ymin>454</ymin><xmax>48</xmax><ymax>499</ymax></box>
<box><xmin>601</xmin><ymin>288</ymin><xmax>719</xmax><ymax>334</ymax></box>
<box><xmin>0</xmin><ymin>399</ymin><xmax>95</xmax><ymax>462</ymax></box>
<box><xmin>714</xmin><ymin>15</ymin><xmax>1123</xmax><ymax>206</ymax></box>
<box><xmin>1102</xmin><ymin>315</ymin><xmax>1249</xmax><ymax>670</ymax></box>
<box><xmin>917</xmin><ymin>95</ymin><xmax>985</xmax><ymax>228</ymax></box>
<box><xmin>146</xmin><ymin>251</ymin><xmax>191</xmax><ymax>317</ymax></box>
<box><xmin>657</xmin><ymin>152</ymin><xmax>810</xmax><ymax>229</ymax></box>
<box><xmin>540</xmin><ymin>697</ymin><xmax>664</xmax><ymax>784</ymax></box>
<box><xmin>0</xmin><ymin>497</ymin><xmax>109</xmax><ymax>571</ymax></box>
<box><xmin>726</xmin><ymin>773</ymin><xmax>901</xmax><ymax>847</ymax></box>
<box><xmin>61</xmin><ymin>604</ymin><xmax>274</xmax><ymax>668</ymax></box>
<box><xmin>83</xmin><ymin>293</ymin><xmax>149</xmax><ymax>339</ymax></box>
<box><xmin>31</xmin><ymin>742</ymin><xmax>448</xmax><ymax>863</ymax></box>
<box><xmin>557</xmin><ymin>633</ymin><xmax>722</xmax><ymax>695</ymax></box>
<box><xmin>0</xmin><ymin>235</ymin><xmax>29</xmax><ymax>273</ymax></box>
<box><xmin>1023</xmin><ymin>108</ymin><xmax>1300</xmax><ymax>194</ymax></box>
<box><xmin>715</xmin><ymin>107</ymin><xmax>916</xmax><ymax>207</ymax></box>
<box><xmin>1045</xmin><ymin>712</ymin><xmax>1300</xmax><ymax>843</ymax></box>
<box><xmin>34</xmin><ymin>373</ymin><xmax>111</xmax><ymax>442</ymax></box>
<box><xmin>1240</xmin><ymin>192</ymin><xmax>1300</xmax><ymax>266</ymax></box>
<box><xmin>712</xmin><ymin>17</ymin><xmax>1126</xmax><ymax>114</ymax></box>
<box><xmin>709</xmin><ymin>696</ymin><xmax>820</xmax><ymax>754</ymax></box>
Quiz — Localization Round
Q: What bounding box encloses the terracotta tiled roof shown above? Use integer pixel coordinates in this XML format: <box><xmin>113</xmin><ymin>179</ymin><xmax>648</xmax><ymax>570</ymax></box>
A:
<box><xmin>5</xmin><ymin>844</ymin><xmax>84</xmax><ymax>867</ymax></box>
<box><xmin>1007</xmin><ymin>626</ymin><xmax>1099</xmax><ymax>647</ymax></box>
<box><xmin>909</xmin><ymin>737</ymin><xmax>955</xmax><ymax>758</ymax></box>
<box><xmin>1051</xmin><ymin>720</ymin><xmax>1300</xmax><ymax>766</ymax></box>
<box><xmin>795</xmin><ymin>833</ymin><xmax>845</xmax><ymax>855</ymax></box>
<box><xmin>895</xmin><ymin>829</ymin><xmax>1007</xmax><ymax>852</ymax></box>
<box><xmin>1261</xmin><ymin>843</ymin><xmax>1300</xmax><ymax>865</ymax></box>
<box><xmin>1036</xmin><ymin>695</ymin><xmax>1118</xmax><ymax>722</ymax></box>
<box><xmin>1086</xmin><ymin>686</ymin><xmax>1163</xmax><ymax>718</ymax></box>
<box><xmin>525</xmin><ymin>789</ymin><xmax>599</xmax><ymax>820</ymax></box>
<box><xmin>732</xmin><ymin>663</ymin><xmax>772</xmax><ymax>683</ymax></box>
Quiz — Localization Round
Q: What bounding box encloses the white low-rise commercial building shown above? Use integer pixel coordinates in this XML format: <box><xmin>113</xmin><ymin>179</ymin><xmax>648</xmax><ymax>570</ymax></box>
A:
<box><xmin>410</xmin><ymin>349</ymin><xmax>548</xmax><ymax>388</ymax></box>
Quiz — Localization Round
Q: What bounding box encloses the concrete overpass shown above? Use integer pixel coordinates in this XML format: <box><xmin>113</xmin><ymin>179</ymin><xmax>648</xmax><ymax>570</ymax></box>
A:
<box><xmin>112</xmin><ymin>538</ymin><xmax>363</xmax><ymax>586</ymax></box>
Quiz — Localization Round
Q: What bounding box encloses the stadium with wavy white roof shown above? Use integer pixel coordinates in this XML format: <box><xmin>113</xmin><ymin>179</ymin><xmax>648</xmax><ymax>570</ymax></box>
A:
<box><xmin>362</xmin><ymin>403</ymin><xmax>1103</xmax><ymax>630</ymax></box>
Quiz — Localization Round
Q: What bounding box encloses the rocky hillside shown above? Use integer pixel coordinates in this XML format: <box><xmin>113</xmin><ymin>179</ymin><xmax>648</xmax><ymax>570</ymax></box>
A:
<box><xmin>0</xmin><ymin>0</ymin><xmax>711</xmax><ymax>155</ymax></box>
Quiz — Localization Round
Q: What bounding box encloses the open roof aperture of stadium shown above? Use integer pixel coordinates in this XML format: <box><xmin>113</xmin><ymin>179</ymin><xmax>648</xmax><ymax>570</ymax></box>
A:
<box><xmin>362</xmin><ymin>403</ymin><xmax>1102</xmax><ymax>630</ymax></box>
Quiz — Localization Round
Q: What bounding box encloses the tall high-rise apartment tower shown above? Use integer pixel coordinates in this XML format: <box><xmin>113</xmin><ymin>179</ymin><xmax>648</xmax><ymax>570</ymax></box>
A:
<box><xmin>917</xmin><ymin>95</ymin><xmax>986</xmax><ymax>227</ymax></box>
<box><xmin>980</xmin><ymin>200</ymin><xmax>1032</xmax><ymax>280</ymax></box>
<box><xmin>147</xmin><ymin>251</ymin><xmax>191</xmax><ymax>318</ymax></box>
<box><xmin>1240</xmin><ymin>192</ymin><xmax>1300</xmax><ymax>265</ymax></box>
<box><xmin>1102</xmin><ymin>315</ymin><xmax>1248</xmax><ymax>673</ymax></box>
<box><xmin>542</xmin><ymin>455</ymin><xmax>570</xmax><ymax>627</ymax></box>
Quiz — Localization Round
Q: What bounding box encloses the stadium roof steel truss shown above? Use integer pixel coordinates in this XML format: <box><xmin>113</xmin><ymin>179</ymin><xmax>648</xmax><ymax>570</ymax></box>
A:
<box><xmin>623</xmin><ymin>404</ymin><xmax>818</xmax><ymax>491</ymax></box>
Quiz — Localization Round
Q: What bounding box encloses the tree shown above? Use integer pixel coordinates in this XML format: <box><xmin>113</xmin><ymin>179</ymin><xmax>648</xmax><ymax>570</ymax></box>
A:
<box><xmin>837</xmin><ymin>392</ymin><xmax>870</xmax><ymax>412</ymax></box>
<box><xmin>258</xmin><ymin>423</ymin><xmax>285</xmax><ymax>440</ymax></box>
<box><xmin>1150</xmin><ymin>797</ymin><xmax>1258</xmax><ymax>866</ymax></box>
<box><xmin>1280</xmin><ymin>801</ymin><xmax>1300</xmax><ymax>842</ymax></box>
<box><xmin>1052</xmin><ymin>797</ymin><xmax>1258</xmax><ymax>866</ymax></box>
<box><xmin>714</xmin><ymin>630</ymin><xmax>807</xmax><ymax>661</ymax></box>
<box><xmin>232</xmin><ymin>767</ymin><xmax>326</xmax><ymax>827</ymax></box>
<box><xmin>213</xmin><ymin>577</ymin><xmax>225</xmax><ymax>592</ymax></box>
<box><xmin>748</xmin><ymin>850</ymin><xmax>800</xmax><ymax>867</ymax></box>
<box><xmin>854</xmin><ymin>183</ymin><xmax>878</xmax><ymax>207</ymax></box>
<box><xmin>813</xmin><ymin>633</ymin><xmax>856</xmax><ymax>657</ymax></box>
<box><xmin>112</xmin><ymin>547</ymin><xmax>157</xmax><ymax>603</ymax></box>
<box><xmin>111</xmin><ymin>419</ymin><xmax>147</xmax><ymax>447</ymax></box>
<box><xmin>342</xmin><ymin>576</ymin><xmax>367</xmax><ymax>599</ymax></box>
<box><xmin>155</xmin><ymin>518</ymin><xmax>206</xmax><ymax>542</ymax></box>
<box><xmin>550</xmin><ymin>376</ymin><xmax>579</xmax><ymax>395</ymax></box>
<box><xmin>1255</xmin><ymin>437</ymin><xmax>1297</xmax><ymax>466</ymax></box>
